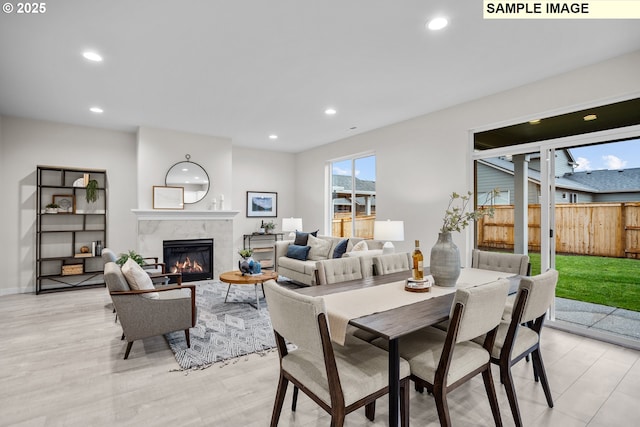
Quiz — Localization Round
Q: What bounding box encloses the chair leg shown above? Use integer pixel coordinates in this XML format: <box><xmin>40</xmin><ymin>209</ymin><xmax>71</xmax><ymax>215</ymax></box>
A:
<box><xmin>531</xmin><ymin>349</ymin><xmax>554</xmax><ymax>408</ymax></box>
<box><xmin>291</xmin><ymin>386</ymin><xmax>298</xmax><ymax>411</ymax></box>
<box><xmin>270</xmin><ymin>373</ymin><xmax>288</xmax><ymax>427</ymax></box>
<box><xmin>121</xmin><ymin>333</ymin><xmax>125</xmax><ymax>341</ymax></box>
<box><xmin>482</xmin><ymin>368</ymin><xmax>503</xmax><ymax>427</ymax></box>
<box><xmin>365</xmin><ymin>401</ymin><xmax>375</xmax><ymax>421</ymax></box>
<box><xmin>502</xmin><ymin>365</ymin><xmax>523</xmax><ymax>427</ymax></box>
<box><xmin>124</xmin><ymin>341</ymin><xmax>134</xmax><ymax>359</ymax></box>
<box><xmin>184</xmin><ymin>329</ymin><xmax>191</xmax><ymax>348</ymax></box>
<box><xmin>330</xmin><ymin>411</ymin><xmax>345</xmax><ymax>427</ymax></box>
<box><xmin>432</xmin><ymin>384</ymin><xmax>452</xmax><ymax>427</ymax></box>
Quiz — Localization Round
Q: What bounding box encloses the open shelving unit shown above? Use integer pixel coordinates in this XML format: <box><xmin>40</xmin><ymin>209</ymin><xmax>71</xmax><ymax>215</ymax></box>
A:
<box><xmin>36</xmin><ymin>165</ymin><xmax>108</xmax><ymax>294</ymax></box>
<box><xmin>243</xmin><ymin>233</ymin><xmax>283</xmax><ymax>270</ymax></box>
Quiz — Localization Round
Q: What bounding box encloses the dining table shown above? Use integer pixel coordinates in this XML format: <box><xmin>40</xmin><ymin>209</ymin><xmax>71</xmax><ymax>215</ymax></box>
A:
<box><xmin>295</xmin><ymin>267</ymin><xmax>521</xmax><ymax>427</ymax></box>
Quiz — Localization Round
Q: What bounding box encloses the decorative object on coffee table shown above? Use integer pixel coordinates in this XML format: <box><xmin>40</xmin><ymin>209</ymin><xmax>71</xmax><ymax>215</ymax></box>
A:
<box><xmin>430</xmin><ymin>189</ymin><xmax>498</xmax><ymax>287</ymax></box>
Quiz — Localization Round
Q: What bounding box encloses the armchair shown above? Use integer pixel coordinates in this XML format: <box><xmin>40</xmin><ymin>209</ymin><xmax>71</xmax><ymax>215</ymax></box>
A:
<box><xmin>102</xmin><ymin>248</ymin><xmax>182</xmax><ymax>285</ymax></box>
<box><xmin>103</xmin><ymin>262</ymin><xmax>196</xmax><ymax>359</ymax></box>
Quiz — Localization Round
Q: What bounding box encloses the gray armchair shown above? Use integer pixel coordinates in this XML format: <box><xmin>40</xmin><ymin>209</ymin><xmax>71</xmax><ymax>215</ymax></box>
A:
<box><xmin>103</xmin><ymin>262</ymin><xmax>196</xmax><ymax>359</ymax></box>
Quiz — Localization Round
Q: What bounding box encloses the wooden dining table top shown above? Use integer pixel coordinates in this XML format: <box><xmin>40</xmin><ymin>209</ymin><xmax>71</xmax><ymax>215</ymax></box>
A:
<box><xmin>295</xmin><ymin>269</ymin><xmax>521</xmax><ymax>341</ymax></box>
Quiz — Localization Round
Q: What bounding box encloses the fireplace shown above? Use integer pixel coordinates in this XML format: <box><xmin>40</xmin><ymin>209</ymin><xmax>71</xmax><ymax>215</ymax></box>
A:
<box><xmin>163</xmin><ymin>238</ymin><xmax>213</xmax><ymax>282</ymax></box>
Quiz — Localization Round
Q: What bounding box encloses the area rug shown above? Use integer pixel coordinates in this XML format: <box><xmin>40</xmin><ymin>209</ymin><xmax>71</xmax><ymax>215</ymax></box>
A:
<box><xmin>165</xmin><ymin>280</ymin><xmax>277</xmax><ymax>370</ymax></box>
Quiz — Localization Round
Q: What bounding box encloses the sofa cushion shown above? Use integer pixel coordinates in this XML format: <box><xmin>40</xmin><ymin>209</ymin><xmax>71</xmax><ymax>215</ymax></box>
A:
<box><xmin>286</xmin><ymin>244</ymin><xmax>311</xmax><ymax>261</ymax></box>
<box><xmin>307</xmin><ymin>234</ymin><xmax>333</xmax><ymax>261</ymax></box>
<box><xmin>333</xmin><ymin>239</ymin><xmax>349</xmax><ymax>258</ymax></box>
<box><xmin>278</xmin><ymin>256</ymin><xmax>318</xmax><ymax>275</ymax></box>
<box><xmin>351</xmin><ymin>240</ymin><xmax>368</xmax><ymax>252</ymax></box>
<box><xmin>294</xmin><ymin>230</ymin><xmax>319</xmax><ymax>246</ymax></box>
<box><xmin>121</xmin><ymin>258</ymin><xmax>159</xmax><ymax>299</ymax></box>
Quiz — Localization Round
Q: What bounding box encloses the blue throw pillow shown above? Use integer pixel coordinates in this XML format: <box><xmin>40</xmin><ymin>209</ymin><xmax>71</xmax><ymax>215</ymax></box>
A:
<box><xmin>293</xmin><ymin>230</ymin><xmax>319</xmax><ymax>246</ymax></box>
<box><xmin>286</xmin><ymin>244</ymin><xmax>311</xmax><ymax>261</ymax></box>
<box><xmin>332</xmin><ymin>239</ymin><xmax>349</xmax><ymax>258</ymax></box>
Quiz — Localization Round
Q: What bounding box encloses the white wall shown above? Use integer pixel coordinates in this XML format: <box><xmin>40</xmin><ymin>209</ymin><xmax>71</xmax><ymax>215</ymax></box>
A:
<box><xmin>295</xmin><ymin>50</ymin><xmax>640</xmax><ymax>264</ymax></box>
<box><xmin>232</xmin><ymin>146</ymin><xmax>297</xmax><ymax>263</ymax></box>
<box><xmin>137</xmin><ymin>126</ymin><xmax>233</xmax><ymax>211</ymax></box>
<box><xmin>1</xmin><ymin>116</ymin><xmax>138</xmax><ymax>295</ymax></box>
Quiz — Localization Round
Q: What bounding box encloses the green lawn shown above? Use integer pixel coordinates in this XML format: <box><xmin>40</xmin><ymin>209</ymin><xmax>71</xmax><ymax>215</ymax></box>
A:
<box><xmin>527</xmin><ymin>253</ymin><xmax>640</xmax><ymax>312</ymax></box>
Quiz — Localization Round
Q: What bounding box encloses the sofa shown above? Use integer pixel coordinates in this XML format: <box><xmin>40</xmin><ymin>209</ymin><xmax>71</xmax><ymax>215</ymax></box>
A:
<box><xmin>274</xmin><ymin>233</ymin><xmax>386</xmax><ymax>286</ymax></box>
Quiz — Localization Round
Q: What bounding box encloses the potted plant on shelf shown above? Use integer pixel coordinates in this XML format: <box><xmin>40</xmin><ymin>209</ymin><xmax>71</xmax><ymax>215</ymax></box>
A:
<box><xmin>85</xmin><ymin>179</ymin><xmax>99</xmax><ymax>203</ymax></box>
<box><xmin>45</xmin><ymin>203</ymin><xmax>59</xmax><ymax>214</ymax></box>
<box><xmin>430</xmin><ymin>189</ymin><xmax>499</xmax><ymax>287</ymax></box>
<box><xmin>263</xmin><ymin>220</ymin><xmax>276</xmax><ymax>234</ymax></box>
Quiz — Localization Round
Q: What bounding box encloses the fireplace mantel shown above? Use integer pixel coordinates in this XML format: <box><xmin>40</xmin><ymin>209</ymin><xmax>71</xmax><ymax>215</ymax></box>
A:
<box><xmin>133</xmin><ymin>209</ymin><xmax>238</xmax><ymax>278</ymax></box>
<box><xmin>131</xmin><ymin>209</ymin><xmax>239</xmax><ymax>221</ymax></box>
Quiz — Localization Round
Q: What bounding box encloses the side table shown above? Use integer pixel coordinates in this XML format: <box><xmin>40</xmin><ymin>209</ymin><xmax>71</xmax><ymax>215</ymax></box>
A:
<box><xmin>219</xmin><ymin>270</ymin><xmax>279</xmax><ymax>309</ymax></box>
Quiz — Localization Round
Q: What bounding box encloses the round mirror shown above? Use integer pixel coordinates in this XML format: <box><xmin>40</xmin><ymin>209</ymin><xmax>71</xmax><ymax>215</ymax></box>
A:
<box><xmin>165</xmin><ymin>160</ymin><xmax>210</xmax><ymax>204</ymax></box>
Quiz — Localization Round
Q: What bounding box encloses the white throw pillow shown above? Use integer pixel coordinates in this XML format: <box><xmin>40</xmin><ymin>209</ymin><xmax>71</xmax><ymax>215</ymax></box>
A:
<box><xmin>307</xmin><ymin>235</ymin><xmax>333</xmax><ymax>261</ymax></box>
<box><xmin>121</xmin><ymin>258</ymin><xmax>159</xmax><ymax>299</ymax></box>
<box><xmin>350</xmin><ymin>240</ymin><xmax>369</xmax><ymax>252</ymax></box>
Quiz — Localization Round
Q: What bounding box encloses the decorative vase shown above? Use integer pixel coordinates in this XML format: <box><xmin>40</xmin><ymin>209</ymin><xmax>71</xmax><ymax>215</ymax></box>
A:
<box><xmin>429</xmin><ymin>232</ymin><xmax>461</xmax><ymax>287</ymax></box>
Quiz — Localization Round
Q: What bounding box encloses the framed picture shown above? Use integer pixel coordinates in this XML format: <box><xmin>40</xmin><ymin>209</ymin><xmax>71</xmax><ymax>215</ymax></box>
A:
<box><xmin>52</xmin><ymin>194</ymin><xmax>75</xmax><ymax>213</ymax></box>
<box><xmin>246</xmin><ymin>191</ymin><xmax>277</xmax><ymax>217</ymax></box>
<box><xmin>153</xmin><ymin>186</ymin><xmax>184</xmax><ymax>210</ymax></box>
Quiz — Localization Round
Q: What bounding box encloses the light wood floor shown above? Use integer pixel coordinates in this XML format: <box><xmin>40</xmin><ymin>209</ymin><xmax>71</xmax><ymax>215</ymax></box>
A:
<box><xmin>1</xmin><ymin>286</ymin><xmax>639</xmax><ymax>426</ymax></box>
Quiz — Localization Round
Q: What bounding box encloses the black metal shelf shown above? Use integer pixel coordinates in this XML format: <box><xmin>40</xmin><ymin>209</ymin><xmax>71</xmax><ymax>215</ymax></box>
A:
<box><xmin>36</xmin><ymin>166</ymin><xmax>108</xmax><ymax>294</ymax></box>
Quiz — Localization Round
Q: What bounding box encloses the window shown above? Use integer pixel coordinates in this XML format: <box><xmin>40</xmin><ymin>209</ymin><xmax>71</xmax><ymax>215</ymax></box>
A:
<box><xmin>330</xmin><ymin>155</ymin><xmax>376</xmax><ymax>238</ymax></box>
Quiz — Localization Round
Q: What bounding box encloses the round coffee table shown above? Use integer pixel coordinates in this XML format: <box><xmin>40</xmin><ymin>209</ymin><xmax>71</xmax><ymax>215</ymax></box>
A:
<box><xmin>219</xmin><ymin>270</ymin><xmax>279</xmax><ymax>309</ymax></box>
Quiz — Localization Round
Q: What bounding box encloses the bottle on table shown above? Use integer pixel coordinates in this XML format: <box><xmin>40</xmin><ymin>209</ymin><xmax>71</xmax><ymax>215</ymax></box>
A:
<box><xmin>412</xmin><ymin>240</ymin><xmax>424</xmax><ymax>280</ymax></box>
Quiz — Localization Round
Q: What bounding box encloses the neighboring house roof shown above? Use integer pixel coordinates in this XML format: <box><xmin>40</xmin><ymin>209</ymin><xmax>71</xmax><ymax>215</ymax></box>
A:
<box><xmin>480</xmin><ymin>158</ymin><xmax>640</xmax><ymax>194</ymax></box>
<box><xmin>562</xmin><ymin>168</ymin><xmax>640</xmax><ymax>193</ymax></box>
<box><xmin>479</xmin><ymin>158</ymin><xmax>599</xmax><ymax>193</ymax></box>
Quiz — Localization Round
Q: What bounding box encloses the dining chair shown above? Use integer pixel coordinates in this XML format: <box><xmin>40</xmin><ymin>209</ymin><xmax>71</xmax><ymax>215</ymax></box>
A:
<box><xmin>486</xmin><ymin>269</ymin><xmax>558</xmax><ymax>427</ymax></box>
<box><xmin>374</xmin><ymin>279</ymin><xmax>510</xmax><ymax>427</ymax></box>
<box><xmin>263</xmin><ymin>280</ymin><xmax>411</xmax><ymax>427</ymax></box>
<box><xmin>472</xmin><ymin>249</ymin><xmax>530</xmax><ymax>276</ymax></box>
<box><xmin>372</xmin><ymin>252</ymin><xmax>411</xmax><ymax>276</ymax></box>
<box><xmin>315</xmin><ymin>257</ymin><xmax>363</xmax><ymax>285</ymax></box>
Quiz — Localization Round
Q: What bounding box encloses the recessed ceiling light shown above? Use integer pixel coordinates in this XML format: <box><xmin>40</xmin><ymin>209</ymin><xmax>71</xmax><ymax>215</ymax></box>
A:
<box><xmin>529</xmin><ymin>119</ymin><xmax>541</xmax><ymax>125</ymax></box>
<box><xmin>269</xmin><ymin>134</ymin><xmax>278</xmax><ymax>140</ymax></box>
<box><xmin>583</xmin><ymin>114</ymin><xmax>597</xmax><ymax>121</ymax></box>
<box><xmin>82</xmin><ymin>51</ymin><xmax>103</xmax><ymax>62</ymax></box>
<box><xmin>89</xmin><ymin>107</ymin><xmax>103</xmax><ymax>113</ymax></box>
<box><xmin>325</xmin><ymin>108</ymin><xmax>337</xmax><ymax>115</ymax></box>
<box><xmin>427</xmin><ymin>17</ymin><xmax>448</xmax><ymax>31</ymax></box>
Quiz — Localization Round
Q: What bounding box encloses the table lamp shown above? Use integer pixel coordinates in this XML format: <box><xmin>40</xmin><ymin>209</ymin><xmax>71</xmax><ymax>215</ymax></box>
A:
<box><xmin>282</xmin><ymin>217</ymin><xmax>303</xmax><ymax>239</ymax></box>
<box><xmin>374</xmin><ymin>220</ymin><xmax>405</xmax><ymax>254</ymax></box>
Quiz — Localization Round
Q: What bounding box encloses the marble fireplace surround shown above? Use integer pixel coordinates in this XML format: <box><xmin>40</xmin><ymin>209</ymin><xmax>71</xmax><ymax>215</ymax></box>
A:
<box><xmin>131</xmin><ymin>210</ymin><xmax>239</xmax><ymax>279</ymax></box>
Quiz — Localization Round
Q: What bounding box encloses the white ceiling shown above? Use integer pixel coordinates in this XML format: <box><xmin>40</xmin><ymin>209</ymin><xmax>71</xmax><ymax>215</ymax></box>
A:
<box><xmin>1</xmin><ymin>1</ymin><xmax>639</xmax><ymax>153</ymax></box>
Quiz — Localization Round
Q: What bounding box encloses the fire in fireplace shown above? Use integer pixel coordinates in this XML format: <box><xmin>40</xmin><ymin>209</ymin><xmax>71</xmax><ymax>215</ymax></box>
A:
<box><xmin>163</xmin><ymin>238</ymin><xmax>213</xmax><ymax>282</ymax></box>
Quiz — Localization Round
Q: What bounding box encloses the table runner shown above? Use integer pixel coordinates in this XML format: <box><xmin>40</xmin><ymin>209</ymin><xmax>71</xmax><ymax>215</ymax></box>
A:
<box><xmin>322</xmin><ymin>268</ymin><xmax>515</xmax><ymax>345</ymax></box>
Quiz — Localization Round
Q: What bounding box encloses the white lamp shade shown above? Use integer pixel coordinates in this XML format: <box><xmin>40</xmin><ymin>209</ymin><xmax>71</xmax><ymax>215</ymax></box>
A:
<box><xmin>374</xmin><ymin>220</ymin><xmax>405</xmax><ymax>241</ymax></box>
<box><xmin>282</xmin><ymin>217</ymin><xmax>303</xmax><ymax>232</ymax></box>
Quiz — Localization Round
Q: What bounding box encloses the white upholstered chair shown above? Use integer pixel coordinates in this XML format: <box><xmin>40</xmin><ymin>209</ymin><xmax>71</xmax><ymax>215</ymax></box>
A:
<box><xmin>314</xmin><ymin>256</ymin><xmax>363</xmax><ymax>286</ymax></box>
<box><xmin>472</xmin><ymin>249</ymin><xmax>530</xmax><ymax>276</ymax></box>
<box><xmin>374</xmin><ymin>279</ymin><xmax>510</xmax><ymax>427</ymax></box>
<box><xmin>486</xmin><ymin>269</ymin><xmax>558</xmax><ymax>427</ymax></box>
<box><xmin>263</xmin><ymin>280</ymin><xmax>411</xmax><ymax>427</ymax></box>
<box><xmin>372</xmin><ymin>252</ymin><xmax>411</xmax><ymax>276</ymax></box>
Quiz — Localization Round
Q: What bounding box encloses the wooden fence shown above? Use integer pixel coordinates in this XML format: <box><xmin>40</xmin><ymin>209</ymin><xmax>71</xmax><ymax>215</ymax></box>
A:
<box><xmin>477</xmin><ymin>202</ymin><xmax>640</xmax><ymax>259</ymax></box>
<box><xmin>331</xmin><ymin>214</ymin><xmax>375</xmax><ymax>239</ymax></box>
